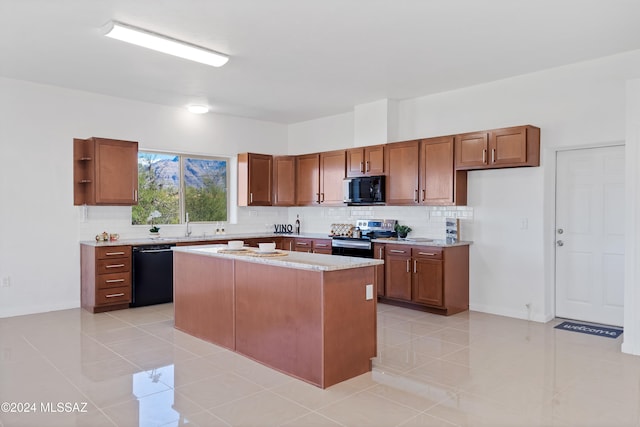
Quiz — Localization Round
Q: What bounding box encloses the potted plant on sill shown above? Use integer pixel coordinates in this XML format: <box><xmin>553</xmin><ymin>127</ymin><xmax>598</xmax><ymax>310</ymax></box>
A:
<box><xmin>395</xmin><ymin>223</ymin><xmax>412</xmax><ymax>239</ymax></box>
<box><xmin>148</xmin><ymin>210</ymin><xmax>162</xmax><ymax>237</ymax></box>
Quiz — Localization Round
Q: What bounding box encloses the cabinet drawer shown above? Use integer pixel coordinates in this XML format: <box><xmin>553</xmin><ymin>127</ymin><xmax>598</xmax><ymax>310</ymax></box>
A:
<box><xmin>312</xmin><ymin>239</ymin><xmax>331</xmax><ymax>250</ymax></box>
<box><xmin>386</xmin><ymin>245</ymin><xmax>410</xmax><ymax>255</ymax></box>
<box><xmin>96</xmin><ymin>245</ymin><xmax>131</xmax><ymax>260</ymax></box>
<box><xmin>411</xmin><ymin>247</ymin><xmax>443</xmax><ymax>260</ymax></box>
<box><xmin>96</xmin><ymin>286</ymin><xmax>131</xmax><ymax>305</ymax></box>
<box><xmin>97</xmin><ymin>257</ymin><xmax>131</xmax><ymax>274</ymax></box>
<box><xmin>96</xmin><ymin>272</ymin><xmax>131</xmax><ymax>289</ymax></box>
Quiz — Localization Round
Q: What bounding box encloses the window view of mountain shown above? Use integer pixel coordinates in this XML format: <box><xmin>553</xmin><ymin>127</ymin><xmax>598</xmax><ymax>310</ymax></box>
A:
<box><xmin>132</xmin><ymin>152</ymin><xmax>227</xmax><ymax>225</ymax></box>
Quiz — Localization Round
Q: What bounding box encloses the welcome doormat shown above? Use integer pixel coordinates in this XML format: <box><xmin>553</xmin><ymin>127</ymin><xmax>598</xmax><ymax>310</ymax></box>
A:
<box><xmin>554</xmin><ymin>321</ymin><xmax>623</xmax><ymax>339</ymax></box>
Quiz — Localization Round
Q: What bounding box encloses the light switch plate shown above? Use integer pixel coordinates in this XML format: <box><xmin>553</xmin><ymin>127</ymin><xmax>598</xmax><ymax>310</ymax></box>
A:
<box><xmin>365</xmin><ymin>284</ymin><xmax>373</xmax><ymax>300</ymax></box>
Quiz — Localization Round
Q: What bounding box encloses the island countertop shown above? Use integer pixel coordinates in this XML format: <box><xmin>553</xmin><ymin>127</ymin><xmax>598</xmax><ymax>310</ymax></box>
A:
<box><xmin>172</xmin><ymin>244</ymin><xmax>383</xmax><ymax>272</ymax></box>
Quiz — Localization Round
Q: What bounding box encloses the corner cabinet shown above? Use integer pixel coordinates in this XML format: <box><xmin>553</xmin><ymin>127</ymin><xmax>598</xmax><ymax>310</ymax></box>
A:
<box><xmin>238</xmin><ymin>153</ymin><xmax>273</xmax><ymax>206</ymax></box>
<box><xmin>73</xmin><ymin>137</ymin><xmax>138</xmax><ymax>206</ymax></box>
<box><xmin>380</xmin><ymin>244</ymin><xmax>469</xmax><ymax>315</ymax></box>
<box><xmin>81</xmin><ymin>244</ymin><xmax>132</xmax><ymax>313</ymax></box>
<box><xmin>455</xmin><ymin>125</ymin><xmax>540</xmax><ymax>170</ymax></box>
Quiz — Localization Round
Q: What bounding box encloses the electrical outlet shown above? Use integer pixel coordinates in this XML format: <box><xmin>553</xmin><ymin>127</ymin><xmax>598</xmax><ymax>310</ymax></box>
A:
<box><xmin>1</xmin><ymin>276</ymin><xmax>10</xmax><ymax>288</ymax></box>
<box><xmin>365</xmin><ymin>284</ymin><xmax>373</xmax><ymax>300</ymax></box>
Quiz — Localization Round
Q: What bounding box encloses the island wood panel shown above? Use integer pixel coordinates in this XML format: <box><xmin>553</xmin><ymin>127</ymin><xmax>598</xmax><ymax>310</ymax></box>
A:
<box><xmin>234</xmin><ymin>261</ymin><xmax>376</xmax><ymax>388</ymax></box>
<box><xmin>322</xmin><ymin>266</ymin><xmax>376</xmax><ymax>387</ymax></box>
<box><xmin>173</xmin><ymin>252</ymin><xmax>235</xmax><ymax>350</ymax></box>
<box><xmin>234</xmin><ymin>264</ymin><xmax>323</xmax><ymax>386</ymax></box>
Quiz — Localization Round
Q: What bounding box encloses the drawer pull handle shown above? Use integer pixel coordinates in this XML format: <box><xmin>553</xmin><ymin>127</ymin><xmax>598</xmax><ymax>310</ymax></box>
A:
<box><xmin>105</xmin><ymin>278</ymin><xmax>125</xmax><ymax>283</ymax></box>
<box><xmin>105</xmin><ymin>264</ymin><xmax>125</xmax><ymax>268</ymax></box>
<box><xmin>315</xmin><ymin>243</ymin><xmax>328</xmax><ymax>247</ymax></box>
<box><xmin>297</xmin><ymin>242</ymin><xmax>309</xmax><ymax>246</ymax></box>
<box><xmin>105</xmin><ymin>293</ymin><xmax>125</xmax><ymax>298</ymax></box>
<box><xmin>418</xmin><ymin>252</ymin><xmax>437</xmax><ymax>256</ymax></box>
<box><xmin>105</xmin><ymin>252</ymin><xmax>125</xmax><ymax>256</ymax></box>
<box><xmin>390</xmin><ymin>249</ymin><xmax>406</xmax><ymax>254</ymax></box>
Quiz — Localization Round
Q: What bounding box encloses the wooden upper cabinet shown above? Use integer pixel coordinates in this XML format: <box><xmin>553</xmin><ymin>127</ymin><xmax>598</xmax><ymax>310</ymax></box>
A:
<box><xmin>420</xmin><ymin>136</ymin><xmax>467</xmax><ymax>206</ymax></box>
<box><xmin>319</xmin><ymin>150</ymin><xmax>346</xmax><ymax>205</ymax></box>
<box><xmin>455</xmin><ymin>125</ymin><xmax>540</xmax><ymax>170</ymax></box>
<box><xmin>74</xmin><ymin>137</ymin><xmax>138</xmax><ymax>206</ymax></box>
<box><xmin>384</xmin><ymin>140</ymin><xmax>420</xmax><ymax>205</ymax></box>
<box><xmin>273</xmin><ymin>156</ymin><xmax>296</xmax><ymax>206</ymax></box>
<box><xmin>296</xmin><ymin>153</ymin><xmax>320</xmax><ymax>206</ymax></box>
<box><xmin>346</xmin><ymin>145</ymin><xmax>384</xmax><ymax>177</ymax></box>
<box><xmin>296</xmin><ymin>151</ymin><xmax>345</xmax><ymax>206</ymax></box>
<box><xmin>238</xmin><ymin>153</ymin><xmax>273</xmax><ymax>206</ymax></box>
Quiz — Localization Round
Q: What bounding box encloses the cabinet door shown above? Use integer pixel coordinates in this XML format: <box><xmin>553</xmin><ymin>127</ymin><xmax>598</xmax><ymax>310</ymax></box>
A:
<box><xmin>346</xmin><ymin>148</ymin><xmax>366</xmax><ymax>177</ymax></box>
<box><xmin>347</xmin><ymin>145</ymin><xmax>384</xmax><ymax>177</ymax></box>
<box><xmin>374</xmin><ymin>243</ymin><xmax>385</xmax><ymax>296</ymax></box>
<box><xmin>454</xmin><ymin>132</ymin><xmax>489</xmax><ymax>170</ymax></box>
<box><xmin>384</xmin><ymin>246</ymin><xmax>412</xmax><ymax>301</ymax></box>
<box><xmin>365</xmin><ymin>145</ymin><xmax>385</xmax><ymax>175</ymax></box>
<box><xmin>273</xmin><ymin>156</ymin><xmax>296</xmax><ymax>206</ymax></box>
<box><xmin>94</xmin><ymin>138</ymin><xmax>138</xmax><ymax>205</ymax></box>
<box><xmin>489</xmin><ymin>125</ymin><xmax>540</xmax><ymax>167</ymax></box>
<box><xmin>278</xmin><ymin>237</ymin><xmax>295</xmax><ymax>251</ymax></box>
<box><xmin>319</xmin><ymin>150</ymin><xmax>346</xmax><ymax>205</ymax></box>
<box><xmin>385</xmin><ymin>141</ymin><xmax>420</xmax><ymax>205</ymax></box>
<box><xmin>412</xmin><ymin>257</ymin><xmax>444</xmax><ymax>307</ymax></box>
<box><xmin>421</xmin><ymin>137</ymin><xmax>455</xmax><ymax>205</ymax></box>
<box><xmin>238</xmin><ymin>153</ymin><xmax>273</xmax><ymax>206</ymax></box>
<box><xmin>296</xmin><ymin>154</ymin><xmax>320</xmax><ymax>205</ymax></box>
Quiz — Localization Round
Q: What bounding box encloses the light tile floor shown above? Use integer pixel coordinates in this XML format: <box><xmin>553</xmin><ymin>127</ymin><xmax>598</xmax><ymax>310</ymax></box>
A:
<box><xmin>0</xmin><ymin>303</ymin><xmax>637</xmax><ymax>426</ymax></box>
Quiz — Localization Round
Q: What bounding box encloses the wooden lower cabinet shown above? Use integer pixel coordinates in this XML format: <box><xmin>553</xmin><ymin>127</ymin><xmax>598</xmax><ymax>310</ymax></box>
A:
<box><xmin>81</xmin><ymin>244</ymin><xmax>132</xmax><ymax>313</ymax></box>
<box><xmin>293</xmin><ymin>237</ymin><xmax>331</xmax><ymax>253</ymax></box>
<box><xmin>380</xmin><ymin>244</ymin><xmax>469</xmax><ymax>315</ymax></box>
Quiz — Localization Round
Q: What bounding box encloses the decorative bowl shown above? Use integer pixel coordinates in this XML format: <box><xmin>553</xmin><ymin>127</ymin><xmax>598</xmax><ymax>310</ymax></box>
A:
<box><xmin>228</xmin><ymin>240</ymin><xmax>244</xmax><ymax>250</ymax></box>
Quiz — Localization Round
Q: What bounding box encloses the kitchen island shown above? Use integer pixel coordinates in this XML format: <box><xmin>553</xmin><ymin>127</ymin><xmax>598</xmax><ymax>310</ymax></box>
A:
<box><xmin>172</xmin><ymin>245</ymin><xmax>383</xmax><ymax>388</ymax></box>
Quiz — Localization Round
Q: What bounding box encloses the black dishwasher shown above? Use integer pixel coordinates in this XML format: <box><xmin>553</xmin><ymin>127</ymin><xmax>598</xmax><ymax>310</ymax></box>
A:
<box><xmin>131</xmin><ymin>244</ymin><xmax>175</xmax><ymax>307</ymax></box>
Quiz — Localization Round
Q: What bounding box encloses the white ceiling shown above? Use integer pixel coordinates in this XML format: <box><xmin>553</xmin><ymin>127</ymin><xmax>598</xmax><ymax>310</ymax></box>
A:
<box><xmin>2</xmin><ymin>0</ymin><xmax>640</xmax><ymax>124</ymax></box>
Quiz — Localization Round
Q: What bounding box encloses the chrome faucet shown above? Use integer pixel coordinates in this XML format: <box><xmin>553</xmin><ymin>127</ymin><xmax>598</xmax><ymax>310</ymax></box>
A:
<box><xmin>185</xmin><ymin>212</ymin><xmax>192</xmax><ymax>237</ymax></box>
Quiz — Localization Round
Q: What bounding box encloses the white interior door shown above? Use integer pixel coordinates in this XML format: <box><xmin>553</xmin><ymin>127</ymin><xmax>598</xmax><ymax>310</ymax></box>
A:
<box><xmin>555</xmin><ymin>146</ymin><xmax>625</xmax><ymax>326</ymax></box>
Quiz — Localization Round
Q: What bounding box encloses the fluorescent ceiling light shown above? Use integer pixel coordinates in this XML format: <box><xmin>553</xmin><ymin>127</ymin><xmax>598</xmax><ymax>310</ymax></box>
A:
<box><xmin>187</xmin><ymin>105</ymin><xmax>210</xmax><ymax>114</ymax></box>
<box><xmin>104</xmin><ymin>21</ymin><xmax>229</xmax><ymax>67</ymax></box>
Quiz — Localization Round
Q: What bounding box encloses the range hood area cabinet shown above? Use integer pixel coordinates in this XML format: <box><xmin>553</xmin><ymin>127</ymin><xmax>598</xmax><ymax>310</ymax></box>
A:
<box><xmin>238</xmin><ymin>153</ymin><xmax>273</xmax><ymax>206</ymax></box>
<box><xmin>295</xmin><ymin>150</ymin><xmax>346</xmax><ymax>206</ymax></box>
<box><xmin>73</xmin><ymin>137</ymin><xmax>138</xmax><ymax>206</ymax></box>
<box><xmin>346</xmin><ymin>145</ymin><xmax>385</xmax><ymax>177</ymax></box>
<box><xmin>455</xmin><ymin>125</ymin><xmax>540</xmax><ymax>170</ymax></box>
<box><xmin>385</xmin><ymin>136</ymin><xmax>467</xmax><ymax>206</ymax></box>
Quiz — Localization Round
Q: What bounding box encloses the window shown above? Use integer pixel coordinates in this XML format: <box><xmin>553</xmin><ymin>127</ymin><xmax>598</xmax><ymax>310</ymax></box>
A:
<box><xmin>132</xmin><ymin>151</ymin><xmax>228</xmax><ymax>226</ymax></box>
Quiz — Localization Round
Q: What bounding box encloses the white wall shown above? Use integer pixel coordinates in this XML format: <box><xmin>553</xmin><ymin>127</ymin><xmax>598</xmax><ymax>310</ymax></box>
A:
<box><xmin>288</xmin><ymin>50</ymin><xmax>640</xmax><ymax>326</ymax></box>
<box><xmin>623</xmin><ymin>79</ymin><xmax>640</xmax><ymax>355</ymax></box>
<box><xmin>0</xmin><ymin>77</ymin><xmax>288</xmax><ymax>317</ymax></box>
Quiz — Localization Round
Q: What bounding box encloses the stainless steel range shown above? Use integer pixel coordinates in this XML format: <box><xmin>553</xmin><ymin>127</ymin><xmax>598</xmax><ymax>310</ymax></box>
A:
<box><xmin>331</xmin><ymin>219</ymin><xmax>397</xmax><ymax>258</ymax></box>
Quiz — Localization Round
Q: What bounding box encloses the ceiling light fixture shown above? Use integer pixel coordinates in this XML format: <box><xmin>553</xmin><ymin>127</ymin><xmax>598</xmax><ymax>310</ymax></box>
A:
<box><xmin>187</xmin><ymin>105</ymin><xmax>210</xmax><ymax>114</ymax></box>
<box><xmin>103</xmin><ymin>21</ymin><xmax>229</xmax><ymax>67</ymax></box>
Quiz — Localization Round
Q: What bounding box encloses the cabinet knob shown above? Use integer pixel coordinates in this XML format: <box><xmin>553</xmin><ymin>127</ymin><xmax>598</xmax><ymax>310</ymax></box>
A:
<box><xmin>557</xmin><ymin>240</ymin><xmax>564</xmax><ymax>247</ymax></box>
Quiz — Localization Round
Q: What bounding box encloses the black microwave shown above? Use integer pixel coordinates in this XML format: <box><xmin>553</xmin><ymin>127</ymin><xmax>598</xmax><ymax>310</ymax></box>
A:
<box><xmin>343</xmin><ymin>175</ymin><xmax>386</xmax><ymax>205</ymax></box>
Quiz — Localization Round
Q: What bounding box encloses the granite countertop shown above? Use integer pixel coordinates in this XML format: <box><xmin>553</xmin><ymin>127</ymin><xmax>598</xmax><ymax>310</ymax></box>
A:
<box><xmin>173</xmin><ymin>244</ymin><xmax>383</xmax><ymax>272</ymax></box>
<box><xmin>371</xmin><ymin>238</ymin><xmax>472</xmax><ymax>247</ymax></box>
<box><xmin>80</xmin><ymin>232</ymin><xmax>331</xmax><ymax>247</ymax></box>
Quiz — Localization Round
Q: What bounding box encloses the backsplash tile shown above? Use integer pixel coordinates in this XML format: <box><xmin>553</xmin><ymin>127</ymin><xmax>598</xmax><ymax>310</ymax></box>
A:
<box><xmin>78</xmin><ymin>205</ymin><xmax>473</xmax><ymax>242</ymax></box>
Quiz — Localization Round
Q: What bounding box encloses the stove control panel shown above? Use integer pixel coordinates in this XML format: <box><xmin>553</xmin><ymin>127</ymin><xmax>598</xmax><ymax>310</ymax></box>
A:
<box><xmin>356</xmin><ymin>219</ymin><xmax>397</xmax><ymax>232</ymax></box>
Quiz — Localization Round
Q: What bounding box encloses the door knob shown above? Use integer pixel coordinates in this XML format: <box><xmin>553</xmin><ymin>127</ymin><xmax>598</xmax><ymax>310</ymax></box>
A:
<box><xmin>557</xmin><ymin>240</ymin><xmax>564</xmax><ymax>247</ymax></box>
<box><xmin>557</xmin><ymin>228</ymin><xmax>564</xmax><ymax>234</ymax></box>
